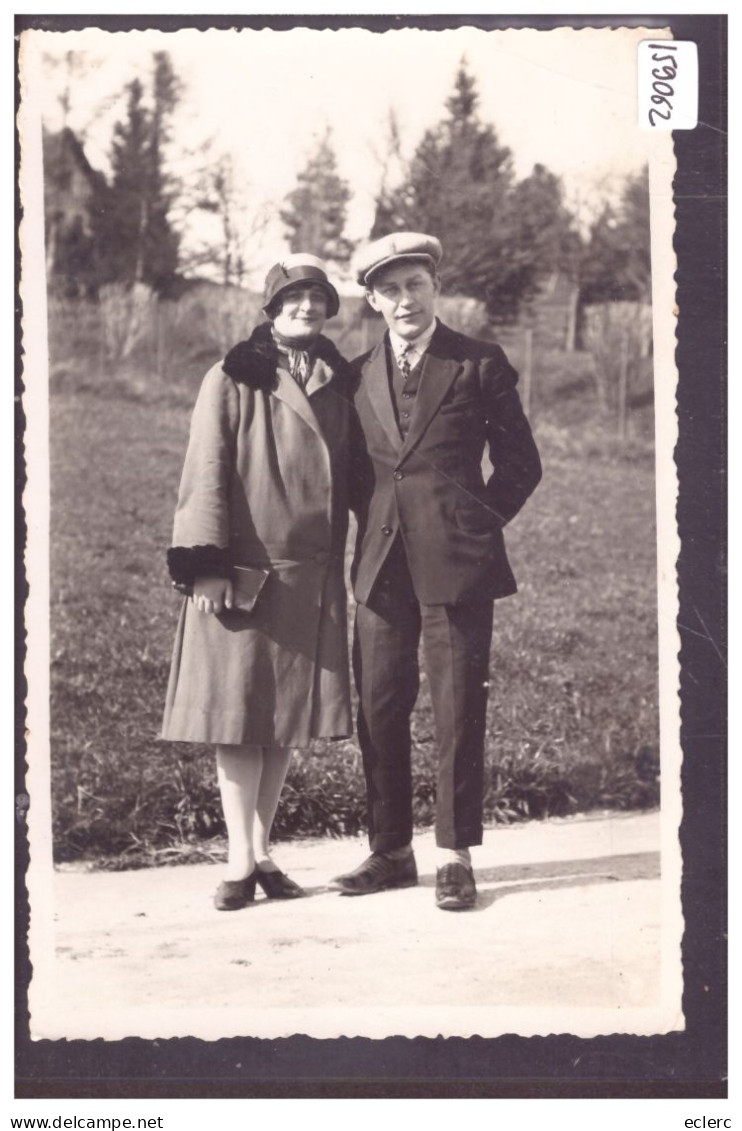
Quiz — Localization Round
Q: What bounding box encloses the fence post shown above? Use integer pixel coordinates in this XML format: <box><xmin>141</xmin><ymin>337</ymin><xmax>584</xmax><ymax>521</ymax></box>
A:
<box><xmin>617</xmin><ymin>329</ymin><xmax>629</xmax><ymax>440</ymax></box>
<box><xmin>156</xmin><ymin>299</ymin><xmax>165</xmax><ymax>380</ymax></box>
<box><xmin>97</xmin><ymin>299</ymin><xmax>106</xmax><ymax>372</ymax></box>
<box><xmin>565</xmin><ymin>282</ymin><xmax>579</xmax><ymax>352</ymax></box>
<box><xmin>522</xmin><ymin>326</ymin><xmax>533</xmax><ymax>418</ymax></box>
<box><xmin>594</xmin><ymin>308</ymin><xmax>608</xmax><ymax>413</ymax></box>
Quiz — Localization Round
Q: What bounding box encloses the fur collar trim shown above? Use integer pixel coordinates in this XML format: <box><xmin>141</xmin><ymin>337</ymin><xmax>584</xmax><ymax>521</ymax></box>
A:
<box><xmin>222</xmin><ymin>321</ymin><xmax>349</xmax><ymax>390</ymax></box>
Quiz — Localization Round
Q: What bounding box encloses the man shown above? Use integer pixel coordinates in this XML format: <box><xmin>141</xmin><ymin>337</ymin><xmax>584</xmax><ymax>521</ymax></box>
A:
<box><xmin>331</xmin><ymin>232</ymin><xmax>542</xmax><ymax>910</ymax></box>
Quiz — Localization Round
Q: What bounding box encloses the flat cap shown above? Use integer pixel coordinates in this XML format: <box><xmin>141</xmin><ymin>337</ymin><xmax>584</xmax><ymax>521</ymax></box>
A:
<box><xmin>353</xmin><ymin>232</ymin><xmax>443</xmax><ymax>287</ymax></box>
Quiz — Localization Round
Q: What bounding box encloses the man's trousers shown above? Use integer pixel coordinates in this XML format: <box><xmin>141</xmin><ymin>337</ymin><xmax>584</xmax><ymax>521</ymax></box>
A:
<box><xmin>353</xmin><ymin>537</ymin><xmax>494</xmax><ymax>851</ymax></box>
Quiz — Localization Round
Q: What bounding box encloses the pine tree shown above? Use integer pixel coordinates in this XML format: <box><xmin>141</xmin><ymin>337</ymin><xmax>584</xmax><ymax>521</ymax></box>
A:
<box><xmin>371</xmin><ymin>62</ymin><xmax>525</xmax><ymax>320</ymax></box>
<box><xmin>142</xmin><ymin>52</ymin><xmax>181</xmax><ymax>289</ymax></box>
<box><xmin>94</xmin><ymin>54</ymin><xmax>180</xmax><ymax>292</ymax></box>
<box><xmin>280</xmin><ymin>130</ymin><xmax>353</xmax><ymax>265</ymax></box>
<box><xmin>370</xmin><ymin>63</ymin><xmax>583</xmax><ymax>323</ymax></box>
<box><xmin>510</xmin><ymin>164</ymin><xmax>581</xmax><ymax>280</ymax></box>
<box><xmin>96</xmin><ymin>77</ymin><xmax>149</xmax><ymax>285</ymax></box>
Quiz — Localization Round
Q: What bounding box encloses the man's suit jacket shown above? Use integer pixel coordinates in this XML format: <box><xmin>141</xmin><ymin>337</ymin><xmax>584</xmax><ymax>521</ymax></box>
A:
<box><xmin>350</xmin><ymin>319</ymin><xmax>542</xmax><ymax>606</ymax></box>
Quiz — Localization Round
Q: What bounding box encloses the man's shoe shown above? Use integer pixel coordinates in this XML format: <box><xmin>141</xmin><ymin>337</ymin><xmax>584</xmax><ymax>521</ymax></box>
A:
<box><xmin>329</xmin><ymin>851</ymin><xmax>417</xmax><ymax>896</ymax></box>
<box><xmin>435</xmin><ymin>863</ymin><xmax>477</xmax><ymax>911</ymax></box>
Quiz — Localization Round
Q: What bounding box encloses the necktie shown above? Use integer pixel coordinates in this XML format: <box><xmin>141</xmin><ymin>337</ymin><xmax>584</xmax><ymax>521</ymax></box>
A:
<box><xmin>398</xmin><ymin>344</ymin><xmax>412</xmax><ymax>381</ymax></box>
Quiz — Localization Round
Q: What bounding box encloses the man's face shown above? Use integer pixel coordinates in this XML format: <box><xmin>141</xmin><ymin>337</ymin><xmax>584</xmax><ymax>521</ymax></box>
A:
<box><xmin>272</xmin><ymin>283</ymin><xmax>329</xmax><ymax>342</ymax></box>
<box><xmin>366</xmin><ymin>261</ymin><xmax>440</xmax><ymax>340</ymax></box>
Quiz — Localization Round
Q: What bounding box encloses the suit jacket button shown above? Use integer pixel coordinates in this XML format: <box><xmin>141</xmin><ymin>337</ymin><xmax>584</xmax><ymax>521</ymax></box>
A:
<box><xmin>381</xmin><ymin>524</ymin><xmax>393</xmax><ymax>536</ymax></box>
<box><xmin>393</xmin><ymin>470</ymin><xmax>404</xmax><ymax>480</ymax></box>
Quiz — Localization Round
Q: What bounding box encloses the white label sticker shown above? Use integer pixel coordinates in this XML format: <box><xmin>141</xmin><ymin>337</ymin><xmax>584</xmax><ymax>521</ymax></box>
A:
<box><xmin>638</xmin><ymin>40</ymin><xmax>698</xmax><ymax>130</ymax></box>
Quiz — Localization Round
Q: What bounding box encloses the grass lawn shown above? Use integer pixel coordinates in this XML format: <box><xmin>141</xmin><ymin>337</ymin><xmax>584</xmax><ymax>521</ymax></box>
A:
<box><xmin>47</xmin><ymin>365</ymin><xmax>659</xmax><ymax>867</ymax></box>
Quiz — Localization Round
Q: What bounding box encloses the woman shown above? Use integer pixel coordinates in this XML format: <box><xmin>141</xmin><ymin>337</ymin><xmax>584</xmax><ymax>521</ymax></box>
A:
<box><xmin>161</xmin><ymin>254</ymin><xmax>352</xmax><ymax>910</ymax></box>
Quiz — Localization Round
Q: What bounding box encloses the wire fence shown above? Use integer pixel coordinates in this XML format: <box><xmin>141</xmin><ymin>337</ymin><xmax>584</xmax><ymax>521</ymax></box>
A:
<box><xmin>45</xmin><ymin>281</ymin><xmax>653</xmax><ymax>437</ymax></box>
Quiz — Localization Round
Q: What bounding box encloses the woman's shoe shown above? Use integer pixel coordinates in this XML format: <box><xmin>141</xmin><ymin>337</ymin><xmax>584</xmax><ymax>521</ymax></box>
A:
<box><xmin>256</xmin><ymin>867</ymin><xmax>306</xmax><ymax>899</ymax></box>
<box><xmin>213</xmin><ymin>871</ymin><xmax>258</xmax><ymax>911</ymax></box>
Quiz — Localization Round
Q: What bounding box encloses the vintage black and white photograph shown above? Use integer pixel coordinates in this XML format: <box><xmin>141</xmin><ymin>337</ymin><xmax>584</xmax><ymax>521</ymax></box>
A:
<box><xmin>18</xmin><ymin>17</ymin><xmax>692</xmax><ymax>1051</ymax></box>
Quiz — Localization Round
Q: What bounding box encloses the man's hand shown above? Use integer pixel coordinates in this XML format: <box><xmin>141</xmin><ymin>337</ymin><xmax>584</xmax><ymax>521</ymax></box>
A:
<box><xmin>193</xmin><ymin>575</ymin><xmax>234</xmax><ymax>614</ymax></box>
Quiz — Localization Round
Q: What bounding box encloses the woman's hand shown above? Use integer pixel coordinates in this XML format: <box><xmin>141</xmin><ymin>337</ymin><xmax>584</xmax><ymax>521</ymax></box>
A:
<box><xmin>193</xmin><ymin>575</ymin><xmax>234</xmax><ymax>614</ymax></box>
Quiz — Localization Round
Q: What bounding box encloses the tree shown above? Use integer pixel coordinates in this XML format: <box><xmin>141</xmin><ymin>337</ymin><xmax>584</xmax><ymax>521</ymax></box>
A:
<box><xmin>370</xmin><ymin>109</ymin><xmax>406</xmax><ymax>241</ymax></box>
<box><xmin>371</xmin><ymin>63</ymin><xmax>586</xmax><ymax>324</ymax></box>
<box><xmin>616</xmin><ymin>165</ymin><xmax>651</xmax><ymax>301</ymax></box>
<box><xmin>280</xmin><ymin>130</ymin><xmax>353</xmax><ymax>265</ymax></box>
<box><xmin>42</xmin><ymin>50</ymin><xmax>89</xmax><ymax>131</ymax></box>
<box><xmin>511</xmin><ymin>163</ymin><xmax>584</xmax><ymax>348</ymax></box>
<box><xmin>579</xmin><ymin>167</ymin><xmax>651</xmax><ymax>305</ymax></box>
<box><xmin>93</xmin><ymin>53</ymin><xmax>181</xmax><ymax>293</ymax></box>
<box><xmin>142</xmin><ymin>52</ymin><xmax>181</xmax><ymax>286</ymax></box>
<box><xmin>371</xmin><ymin>62</ymin><xmax>527</xmax><ymax>320</ymax></box>
<box><xmin>189</xmin><ymin>153</ymin><xmax>246</xmax><ymax>285</ymax></box>
<box><xmin>510</xmin><ymin>164</ymin><xmax>582</xmax><ymax>280</ymax></box>
<box><xmin>578</xmin><ymin>169</ymin><xmax>652</xmax><ymax>420</ymax></box>
<box><xmin>177</xmin><ymin>147</ymin><xmax>272</xmax><ymax>286</ymax></box>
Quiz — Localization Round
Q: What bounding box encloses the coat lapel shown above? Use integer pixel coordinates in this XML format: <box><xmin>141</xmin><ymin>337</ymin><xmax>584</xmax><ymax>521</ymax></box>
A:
<box><xmin>304</xmin><ymin>356</ymin><xmax>334</xmax><ymax>398</ymax></box>
<box><xmin>362</xmin><ymin>339</ymin><xmax>403</xmax><ymax>453</ymax></box>
<box><xmin>272</xmin><ymin>365</ymin><xmax>328</xmax><ymax>443</ymax></box>
<box><xmin>399</xmin><ymin>329</ymin><xmax>462</xmax><ymax>460</ymax></box>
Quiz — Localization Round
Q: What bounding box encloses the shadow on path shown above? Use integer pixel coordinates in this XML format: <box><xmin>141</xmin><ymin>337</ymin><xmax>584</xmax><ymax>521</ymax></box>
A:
<box><xmin>417</xmin><ymin>850</ymin><xmax>660</xmax><ymax>912</ymax></box>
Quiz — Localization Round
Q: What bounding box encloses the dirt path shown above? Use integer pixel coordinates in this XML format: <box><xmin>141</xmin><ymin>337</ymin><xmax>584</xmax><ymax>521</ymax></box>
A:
<box><xmin>30</xmin><ymin>811</ymin><xmax>682</xmax><ymax>1040</ymax></box>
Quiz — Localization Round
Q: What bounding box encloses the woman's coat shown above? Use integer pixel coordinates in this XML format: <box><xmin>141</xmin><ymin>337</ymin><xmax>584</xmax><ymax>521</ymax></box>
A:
<box><xmin>161</xmin><ymin>322</ymin><xmax>353</xmax><ymax>747</ymax></box>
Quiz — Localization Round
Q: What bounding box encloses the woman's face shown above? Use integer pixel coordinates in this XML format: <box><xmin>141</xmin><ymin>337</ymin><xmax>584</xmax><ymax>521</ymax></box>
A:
<box><xmin>272</xmin><ymin>283</ymin><xmax>329</xmax><ymax>342</ymax></box>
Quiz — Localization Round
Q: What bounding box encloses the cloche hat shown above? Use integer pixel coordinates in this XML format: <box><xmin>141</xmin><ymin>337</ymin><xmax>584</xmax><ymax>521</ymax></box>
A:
<box><xmin>262</xmin><ymin>254</ymin><xmax>340</xmax><ymax>318</ymax></box>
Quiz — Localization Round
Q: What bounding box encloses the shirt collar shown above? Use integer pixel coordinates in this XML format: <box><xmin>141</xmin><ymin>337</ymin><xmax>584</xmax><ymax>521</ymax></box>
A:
<box><xmin>389</xmin><ymin>318</ymin><xmax>437</xmax><ymax>362</ymax></box>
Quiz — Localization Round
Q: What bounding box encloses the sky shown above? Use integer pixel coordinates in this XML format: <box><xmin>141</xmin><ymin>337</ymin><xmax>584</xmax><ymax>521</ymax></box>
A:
<box><xmin>20</xmin><ymin>23</ymin><xmax>662</xmax><ymax>284</ymax></box>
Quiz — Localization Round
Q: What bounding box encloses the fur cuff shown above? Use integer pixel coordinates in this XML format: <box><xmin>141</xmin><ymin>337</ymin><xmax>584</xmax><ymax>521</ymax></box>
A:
<box><xmin>167</xmin><ymin>544</ymin><xmax>232</xmax><ymax>591</ymax></box>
